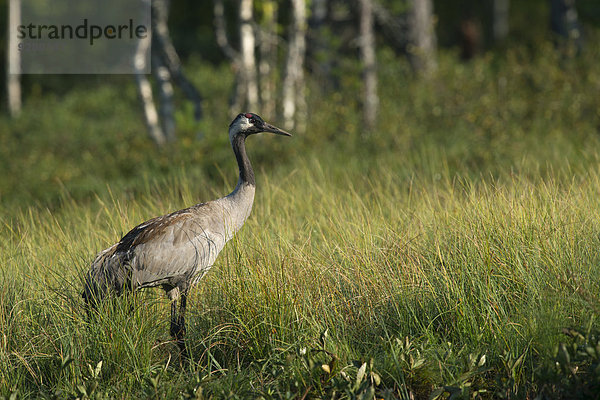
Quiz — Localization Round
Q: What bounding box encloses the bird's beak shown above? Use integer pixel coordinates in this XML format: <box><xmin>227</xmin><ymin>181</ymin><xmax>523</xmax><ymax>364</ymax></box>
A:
<box><xmin>262</xmin><ymin>122</ymin><xmax>292</xmax><ymax>137</ymax></box>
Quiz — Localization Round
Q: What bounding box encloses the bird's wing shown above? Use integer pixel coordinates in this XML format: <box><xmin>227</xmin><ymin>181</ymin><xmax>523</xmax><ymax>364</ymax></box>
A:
<box><xmin>117</xmin><ymin>202</ymin><xmax>232</xmax><ymax>289</ymax></box>
<box><xmin>115</xmin><ymin>207</ymin><xmax>195</xmax><ymax>253</ymax></box>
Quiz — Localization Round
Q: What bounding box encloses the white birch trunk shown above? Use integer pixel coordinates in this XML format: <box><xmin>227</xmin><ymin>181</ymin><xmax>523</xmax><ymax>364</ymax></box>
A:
<box><xmin>152</xmin><ymin>0</ymin><xmax>175</xmax><ymax>142</ymax></box>
<box><xmin>153</xmin><ymin>0</ymin><xmax>202</xmax><ymax>121</ymax></box>
<box><xmin>240</xmin><ymin>0</ymin><xmax>259</xmax><ymax>111</ymax></box>
<box><xmin>134</xmin><ymin>32</ymin><xmax>167</xmax><ymax>146</ymax></box>
<box><xmin>282</xmin><ymin>0</ymin><xmax>307</xmax><ymax>131</ymax></box>
<box><xmin>152</xmin><ymin>53</ymin><xmax>176</xmax><ymax>142</ymax></box>
<box><xmin>359</xmin><ymin>0</ymin><xmax>378</xmax><ymax>131</ymax></box>
<box><xmin>7</xmin><ymin>0</ymin><xmax>22</xmax><ymax>117</ymax></box>
<box><xmin>407</xmin><ymin>0</ymin><xmax>437</xmax><ymax>75</ymax></box>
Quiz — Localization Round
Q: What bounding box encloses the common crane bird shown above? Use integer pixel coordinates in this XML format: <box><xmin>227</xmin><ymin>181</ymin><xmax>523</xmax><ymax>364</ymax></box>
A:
<box><xmin>83</xmin><ymin>113</ymin><xmax>291</xmax><ymax>355</ymax></box>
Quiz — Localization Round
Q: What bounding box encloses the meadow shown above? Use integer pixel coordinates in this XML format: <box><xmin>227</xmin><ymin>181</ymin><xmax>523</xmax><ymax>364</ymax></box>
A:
<box><xmin>2</xmin><ymin>41</ymin><xmax>600</xmax><ymax>399</ymax></box>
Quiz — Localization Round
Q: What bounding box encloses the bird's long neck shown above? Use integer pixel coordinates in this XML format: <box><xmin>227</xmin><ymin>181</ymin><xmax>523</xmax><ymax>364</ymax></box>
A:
<box><xmin>225</xmin><ymin>133</ymin><xmax>256</xmax><ymax>234</ymax></box>
<box><xmin>231</xmin><ymin>133</ymin><xmax>255</xmax><ymax>186</ymax></box>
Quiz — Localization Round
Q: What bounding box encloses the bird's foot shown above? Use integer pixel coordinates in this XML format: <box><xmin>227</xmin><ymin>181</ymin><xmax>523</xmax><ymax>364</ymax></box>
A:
<box><xmin>170</xmin><ymin>319</ymin><xmax>189</xmax><ymax>363</ymax></box>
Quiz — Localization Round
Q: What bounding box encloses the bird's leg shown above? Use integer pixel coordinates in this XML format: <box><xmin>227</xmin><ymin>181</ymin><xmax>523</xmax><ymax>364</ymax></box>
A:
<box><xmin>169</xmin><ymin>292</ymin><xmax>189</xmax><ymax>360</ymax></box>
<box><xmin>176</xmin><ymin>291</ymin><xmax>189</xmax><ymax>359</ymax></box>
<box><xmin>178</xmin><ymin>291</ymin><xmax>187</xmax><ymax>336</ymax></box>
<box><xmin>170</xmin><ymin>298</ymin><xmax>179</xmax><ymax>338</ymax></box>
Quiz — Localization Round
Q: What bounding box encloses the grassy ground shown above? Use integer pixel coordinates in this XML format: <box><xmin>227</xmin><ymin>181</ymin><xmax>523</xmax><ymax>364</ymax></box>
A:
<box><xmin>2</xmin><ymin>40</ymin><xmax>600</xmax><ymax>398</ymax></box>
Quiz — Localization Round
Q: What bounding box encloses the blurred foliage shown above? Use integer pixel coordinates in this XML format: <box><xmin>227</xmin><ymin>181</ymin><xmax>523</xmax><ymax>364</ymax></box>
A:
<box><xmin>1</xmin><ymin>0</ymin><xmax>600</xmax><ymax>106</ymax></box>
<box><xmin>1</xmin><ymin>29</ymin><xmax>599</xmax><ymax>208</ymax></box>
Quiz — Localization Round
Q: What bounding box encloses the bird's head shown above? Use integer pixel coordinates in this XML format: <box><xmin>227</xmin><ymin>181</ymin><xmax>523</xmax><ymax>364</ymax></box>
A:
<box><xmin>229</xmin><ymin>113</ymin><xmax>292</xmax><ymax>142</ymax></box>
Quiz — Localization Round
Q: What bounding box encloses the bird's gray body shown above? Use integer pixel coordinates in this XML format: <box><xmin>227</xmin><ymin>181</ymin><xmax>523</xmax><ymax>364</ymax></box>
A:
<box><xmin>84</xmin><ymin>181</ymin><xmax>255</xmax><ymax>301</ymax></box>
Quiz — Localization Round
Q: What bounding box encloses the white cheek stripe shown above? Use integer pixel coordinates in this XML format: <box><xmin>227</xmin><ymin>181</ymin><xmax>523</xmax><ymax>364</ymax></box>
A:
<box><xmin>229</xmin><ymin>117</ymin><xmax>252</xmax><ymax>141</ymax></box>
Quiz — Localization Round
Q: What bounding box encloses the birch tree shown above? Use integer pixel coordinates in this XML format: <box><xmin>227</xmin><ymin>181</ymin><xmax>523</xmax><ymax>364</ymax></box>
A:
<box><xmin>359</xmin><ymin>0</ymin><xmax>377</xmax><ymax>131</ymax></box>
<box><xmin>240</xmin><ymin>0</ymin><xmax>259</xmax><ymax>111</ymax></box>
<box><xmin>213</xmin><ymin>0</ymin><xmax>260</xmax><ymax>113</ymax></box>
<box><xmin>152</xmin><ymin>52</ymin><xmax>175</xmax><ymax>142</ymax></box>
<box><xmin>152</xmin><ymin>0</ymin><xmax>175</xmax><ymax>142</ymax></box>
<box><xmin>7</xmin><ymin>0</ymin><xmax>22</xmax><ymax>117</ymax></box>
<box><xmin>152</xmin><ymin>0</ymin><xmax>203</xmax><ymax>121</ymax></box>
<box><xmin>134</xmin><ymin>0</ymin><xmax>203</xmax><ymax>146</ymax></box>
<box><xmin>406</xmin><ymin>0</ymin><xmax>437</xmax><ymax>75</ymax></box>
<box><xmin>135</xmin><ymin>27</ymin><xmax>167</xmax><ymax>146</ymax></box>
<box><xmin>282</xmin><ymin>0</ymin><xmax>307</xmax><ymax>132</ymax></box>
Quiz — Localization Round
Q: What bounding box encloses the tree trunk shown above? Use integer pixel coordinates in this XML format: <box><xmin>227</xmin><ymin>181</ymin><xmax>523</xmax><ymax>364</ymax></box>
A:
<box><xmin>134</xmin><ymin>0</ymin><xmax>204</xmax><ymax>146</ymax></box>
<box><xmin>152</xmin><ymin>53</ymin><xmax>176</xmax><ymax>142</ymax></box>
<box><xmin>282</xmin><ymin>0</ymin><xmax>307</xmax><ymax>131</ymax></box>
<box><xmin>258</xmin><ymin>0</ymin><xmax>278</xmax><ymax>117</ymax></box>
<box><xmin>153</xmin><ymin>0</ymin><xmax>203</xmax><ymax>121</ymax></box>
<box><xmin>407</xmin><ymin>0</ymin><xmax>437</xmax><ymax>75</ymax></box>
<box><xmin>240</xmin><ymin>0</ymin><xmax>259</xmax><ymax>111</ymax></box>
<box><xmin>492</xmin><ymin>0</ymin><xmax>509</xmax><ymax>42</ymax></box>
<box><xmin>359</xmin><ymin>0</ymin><xmax>378</xmax><ymax>131</ymax></box>
<box><xmin>7</xmin><ymin>0</ymin><xmax>22</xmax><ymax>117</ymax></box>
<box><xmin>135</xmin><ymin>31</ymin><xmax>167</xmax><ymax>147</ymax></box>
<box><xmin>152</xmin><ymin>0</ymin><xmax>175</xmax><ymax>142</ymax></box>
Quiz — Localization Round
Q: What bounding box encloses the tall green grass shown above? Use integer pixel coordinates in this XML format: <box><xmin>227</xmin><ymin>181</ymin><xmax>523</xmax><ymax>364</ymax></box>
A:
<box><xmin>2</xmin><ymin>153</ymin><xmax>600</xmax><ymax>398</ymax></box>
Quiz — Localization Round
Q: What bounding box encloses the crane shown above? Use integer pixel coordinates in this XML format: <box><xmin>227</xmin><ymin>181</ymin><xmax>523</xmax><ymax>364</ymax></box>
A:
<box><xmin>83</xmin><ymin>113</ymin><xmax>291</xmax><ymax>356</ymax></box>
